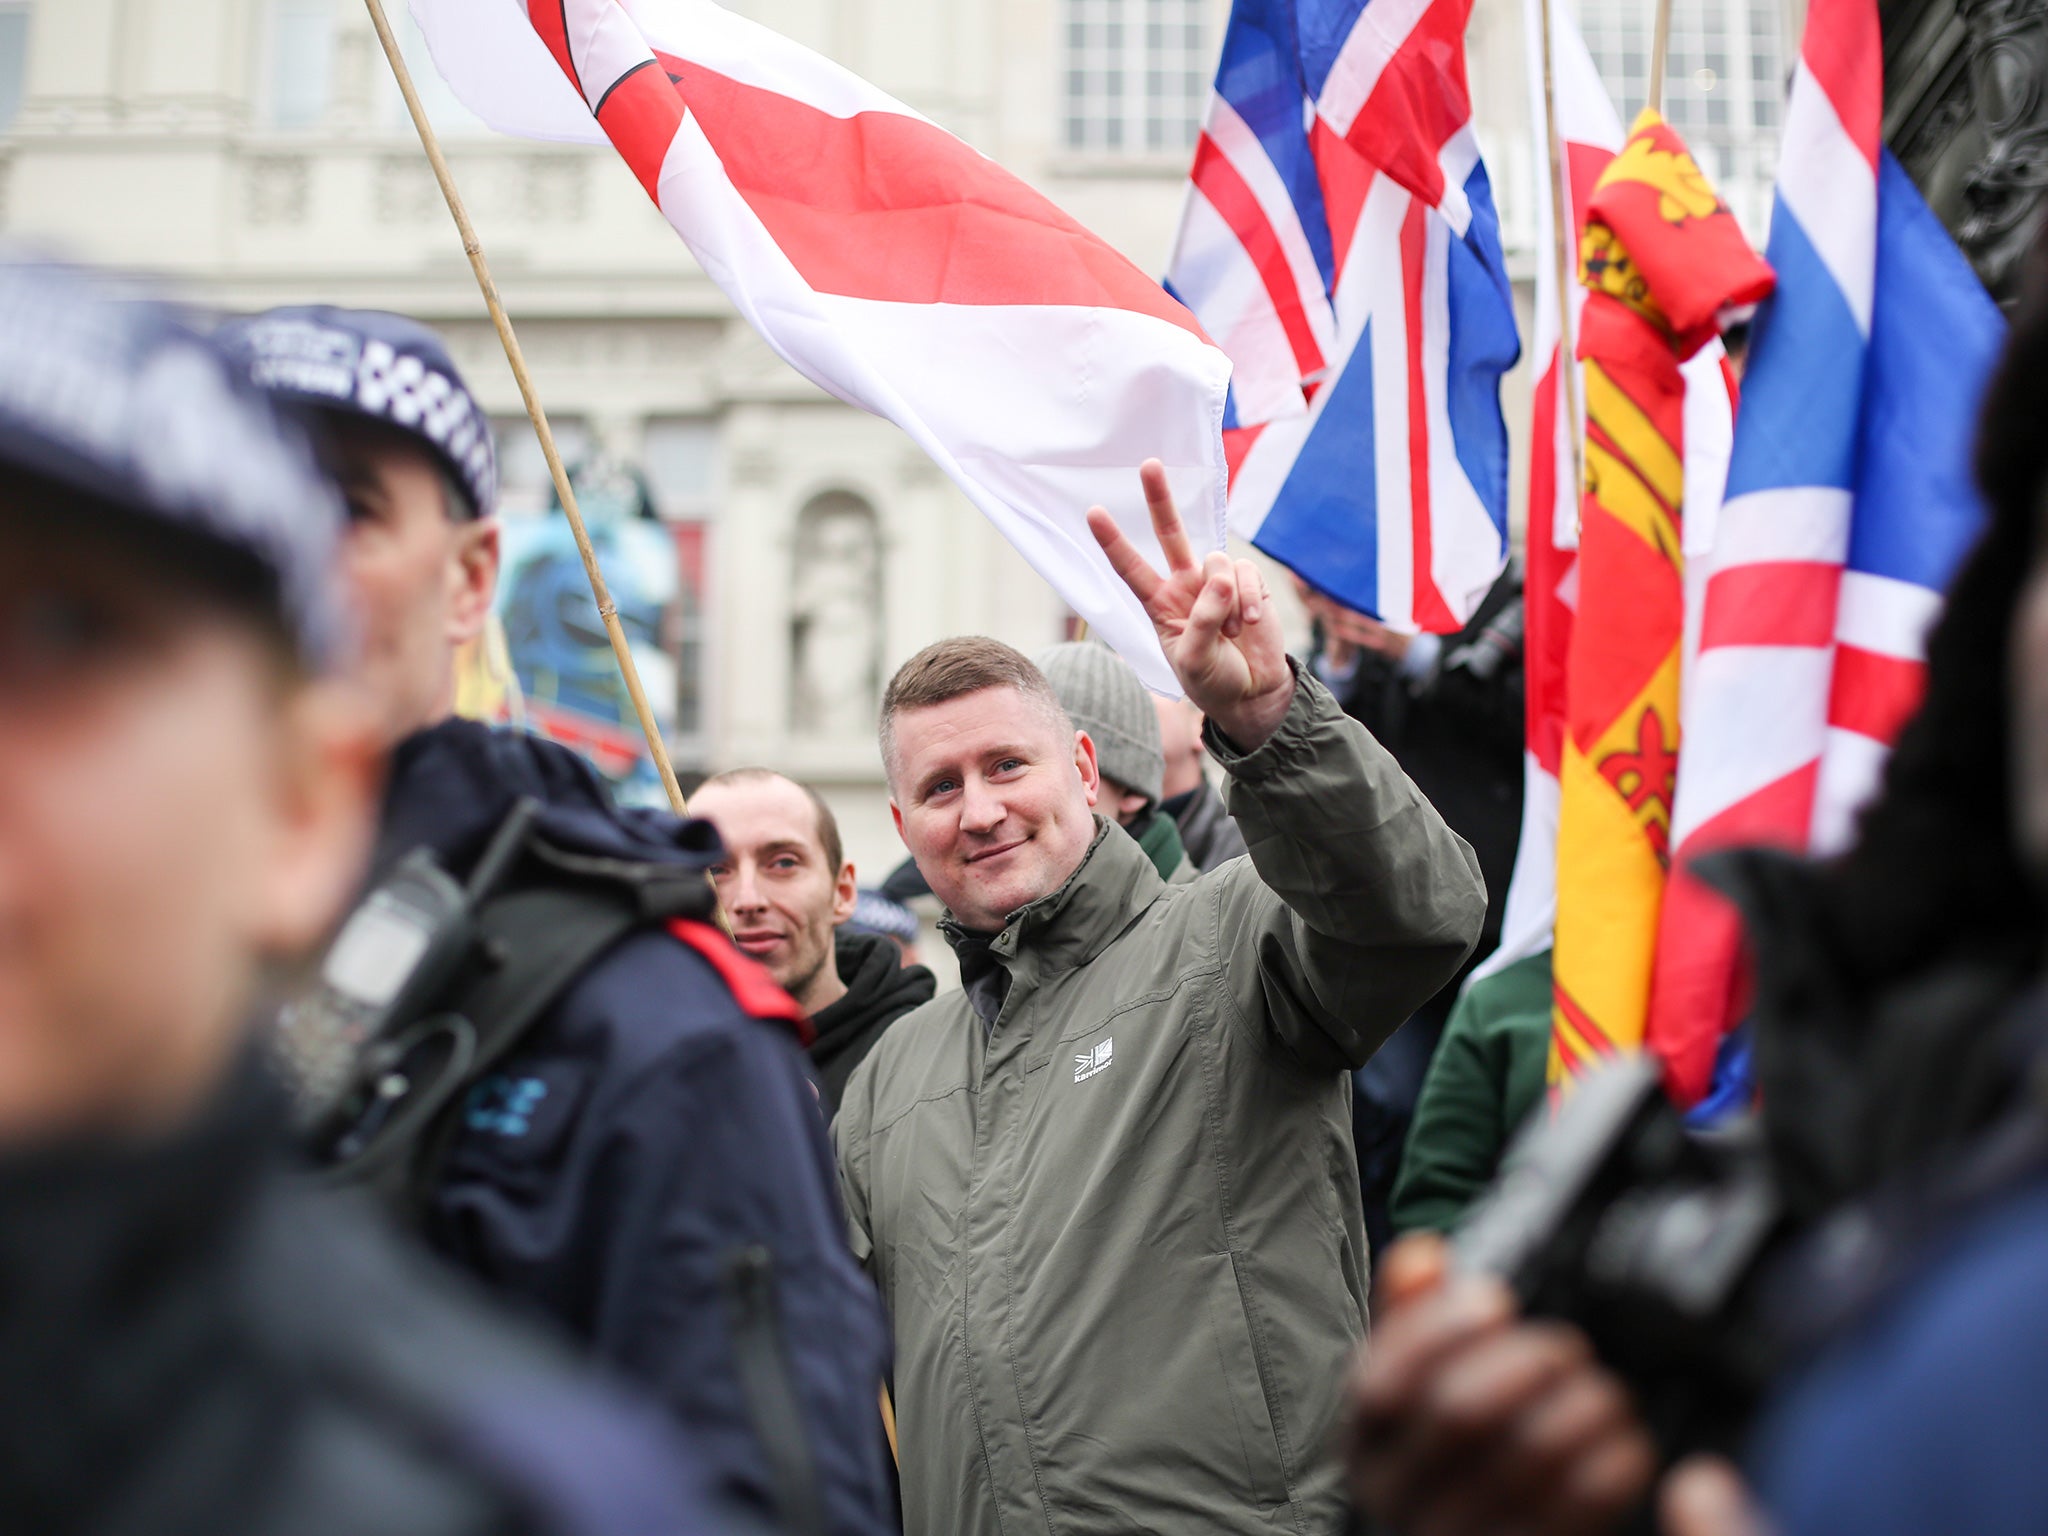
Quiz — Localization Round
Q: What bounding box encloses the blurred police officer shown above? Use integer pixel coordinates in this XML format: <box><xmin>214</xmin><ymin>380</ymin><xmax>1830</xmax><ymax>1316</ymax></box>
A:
<box><xmin>0</xmin><ymin>258</ymin><xmax>738</xmax><ymax>1536</ymax></box>
<box><xmin>220</xmin><ymin>306</ymin><xmax>896</xmax><ymax>1536</ymax></box>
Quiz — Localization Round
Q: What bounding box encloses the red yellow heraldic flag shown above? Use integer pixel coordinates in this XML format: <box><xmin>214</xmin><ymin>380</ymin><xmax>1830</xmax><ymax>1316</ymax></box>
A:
<box><xmin>1550</xmin><ymin>111</ymin><xmax>1773</xmax><ymax>1092</ymax></box>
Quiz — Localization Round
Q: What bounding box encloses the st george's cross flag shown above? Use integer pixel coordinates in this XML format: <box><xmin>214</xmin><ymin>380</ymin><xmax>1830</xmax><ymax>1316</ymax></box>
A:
<box><xmin>1163</xmin><ymin>0</ymin><xmax>1521</xmax><ymax>633</ymax></box>
<box><xmin>1476</xmin><ymin>0</ymin><xmax>1736</xmax><ymax>988</ymax></box>
<box><xmin>405</xmin><ymin>0</ymin><xmax>1234</xmax><ymax>693</ymax></box>
<box><xmin>1644</xmin><ymin>0</ymin><xmax>2005</xmax><ymax>1105</ymax></box>
<box><xmin>1547</xmin><ymin>111</ymin><xmax>1773</xmax><ymax>1093</ymax></box>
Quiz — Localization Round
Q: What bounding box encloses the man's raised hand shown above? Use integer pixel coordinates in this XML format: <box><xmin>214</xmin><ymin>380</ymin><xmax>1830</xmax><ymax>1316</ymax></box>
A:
<box><xmin>1088</xmin><ymin>459</ymin><xmax>1294</xmax><ymax>752</ymax></box>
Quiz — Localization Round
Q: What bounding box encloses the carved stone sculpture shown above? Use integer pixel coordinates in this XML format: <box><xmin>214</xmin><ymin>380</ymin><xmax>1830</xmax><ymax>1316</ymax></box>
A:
<box><xmin>790</xmin><ymin>493</ymin><xmax>882</xmax><ymax>738</ymax></box>
<box><xmin>1886</xmin><ymin>0</ymin><xmax>2048</xmax><ymax>303</ymax></box>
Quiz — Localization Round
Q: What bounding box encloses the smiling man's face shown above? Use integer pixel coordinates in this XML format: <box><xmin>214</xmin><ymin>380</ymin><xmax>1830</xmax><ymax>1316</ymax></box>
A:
<box><xmin>888</xmin><ymin>685</ymin><xmax>1101</xmax><ymax>934</ymax></box>
<box><xmin>692</xmin><ymin>773</ymin><xmax>856</xmax><ymax>1014</ymax></box>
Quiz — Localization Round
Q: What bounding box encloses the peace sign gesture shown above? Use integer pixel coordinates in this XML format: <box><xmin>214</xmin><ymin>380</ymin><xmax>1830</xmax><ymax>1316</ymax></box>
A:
<box><xmin>1088</xmin><ymin>460</ymin><xmax>1296</xmax><ymax>752</ymax></box>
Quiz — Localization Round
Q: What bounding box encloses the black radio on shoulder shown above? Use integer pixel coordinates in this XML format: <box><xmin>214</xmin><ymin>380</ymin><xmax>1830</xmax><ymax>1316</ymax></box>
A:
<box><xmin>271</xmin><ymin>795</ymin><xmax>713</xmax><ymax>1220</ymax></box>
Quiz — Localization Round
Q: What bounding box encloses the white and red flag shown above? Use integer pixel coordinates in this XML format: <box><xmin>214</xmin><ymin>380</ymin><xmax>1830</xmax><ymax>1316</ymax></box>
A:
<box><xmin>1476</xmin><ymin>0</ymin><xmax>1734</xmax><ymax>983</ymax></box>
<box><xmin>408</xmin><ymin>0</ymin><xmax>1232</xmax><ymax>691</ymax></box>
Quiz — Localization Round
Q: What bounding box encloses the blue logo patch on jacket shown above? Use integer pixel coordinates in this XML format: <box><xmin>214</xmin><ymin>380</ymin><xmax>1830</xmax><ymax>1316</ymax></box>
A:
<box><xmin>465</xmin><ymin>1074</ymin><xmax>550</xmax><ymax>1138</ymax></box>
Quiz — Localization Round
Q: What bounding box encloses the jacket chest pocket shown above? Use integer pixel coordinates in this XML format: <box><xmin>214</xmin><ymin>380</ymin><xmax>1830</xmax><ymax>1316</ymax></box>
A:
<box><xmin>1031</xmin><ymin>978</ymin><xmax>1216</xmax><ymax>1135</ymax></box>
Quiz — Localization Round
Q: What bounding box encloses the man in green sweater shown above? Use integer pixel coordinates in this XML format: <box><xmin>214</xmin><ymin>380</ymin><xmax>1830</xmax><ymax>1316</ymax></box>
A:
<box><xmin>1389</xmin><ymin>948</ymin><xmax>1553</xmax><ymax>1234</ymax></box>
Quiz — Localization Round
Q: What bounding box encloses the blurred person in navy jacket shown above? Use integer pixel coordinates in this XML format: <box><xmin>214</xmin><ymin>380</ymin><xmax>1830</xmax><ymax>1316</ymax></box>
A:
<box><xmin>0</xmin><ymin>259</ymin><xmax>741</xmax><ymax>1536</ymax></box>
<box><xmin>224</xmin><ymin>305</ymin><xmax>895</xmax><ymax>1536</ymax></box>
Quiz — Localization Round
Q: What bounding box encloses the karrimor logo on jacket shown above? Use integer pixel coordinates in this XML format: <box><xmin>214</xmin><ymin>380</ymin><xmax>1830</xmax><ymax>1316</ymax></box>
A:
<box><xmin>1074</xmin><ymin>1038</ymin><xmax>1113</xmax><ymax>1083</ymax></box>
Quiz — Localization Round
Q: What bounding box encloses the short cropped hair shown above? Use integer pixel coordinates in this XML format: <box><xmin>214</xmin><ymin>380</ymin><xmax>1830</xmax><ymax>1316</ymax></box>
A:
<box><xmin>879</xmin><ymin>636</ymin><xmax>1071</xmax><ymax>786</ymax></box>
<box><xmin>311</xmin><ymin>413</ymin><xmax>480</xmax><ymax>523</ymax></box>
<box><xmin>696</xmin><ymin>767</ymin><xmax>844</xmax><ymax>874</ymax></box>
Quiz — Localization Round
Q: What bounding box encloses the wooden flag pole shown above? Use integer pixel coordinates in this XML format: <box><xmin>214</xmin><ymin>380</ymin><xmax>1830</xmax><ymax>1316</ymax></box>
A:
<box><xmin>361</xmin><ymin>0</ymin><xmax>689</xmax><ymax>815</ymax></box>
<box><xmin>1538</xmin><ymin>0</ymin><xmax>1587</xmax><ymax>528</ymax></box>
<box><xmin>1647</xmin><ymin>0</ymin><xmax>1674</xmax><ymax>114</ymax></box>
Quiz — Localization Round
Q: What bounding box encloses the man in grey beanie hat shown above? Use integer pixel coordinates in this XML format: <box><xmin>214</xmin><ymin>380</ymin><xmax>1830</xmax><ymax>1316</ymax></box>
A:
<box><xmin>1034</xmin><ymin>639</ymin><xmax>1194</xmax><ymax>883</ymax></box>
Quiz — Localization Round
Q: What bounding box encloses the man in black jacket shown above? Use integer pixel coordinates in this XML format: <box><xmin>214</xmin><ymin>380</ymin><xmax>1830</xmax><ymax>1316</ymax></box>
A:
<box><xmin>0</xmin><ymin>259</ymin><xmax>731</xmax><ymax>1536</ymax></box>
<box><xmin>223</xmin><ymin>307</ymin><xmax>896</xmax><ymax>1535</ymax></box>
<box><xmin>1302</xmin><ymin>568</ymin><xmax>1525</xmax><ymax>975</ymax></box>
<box><xmin>692</xmin><ymin>769</ymin><xmax>936</xmax><ymax>1114</ymax></box>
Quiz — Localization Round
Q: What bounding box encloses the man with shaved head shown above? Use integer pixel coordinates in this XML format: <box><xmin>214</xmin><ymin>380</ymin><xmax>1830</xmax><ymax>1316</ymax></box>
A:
<box><xmin>693</xmin><ymin>769</ymin><xmax>935</xmax><ymax>1113</ymax></box>
<box><xmin>835</xmin><ymin>461</ymin><xmax>1487</xmax><ymax>1536</ymax></box>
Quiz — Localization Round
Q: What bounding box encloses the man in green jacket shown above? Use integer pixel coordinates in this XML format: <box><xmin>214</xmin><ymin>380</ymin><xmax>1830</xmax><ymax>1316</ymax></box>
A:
<box><xmin>834</xmin><ymin>462</ymin><xmax>1487</xmax><ymax>1535</ymax></box>
<box><xmin>1389</xmin><ymin>947</ymin><xmax>1554</xmax><ymax>1236</ymax></box>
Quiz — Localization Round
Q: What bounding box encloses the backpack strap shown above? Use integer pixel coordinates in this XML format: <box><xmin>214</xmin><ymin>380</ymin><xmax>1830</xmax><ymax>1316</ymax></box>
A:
<box><xmin>333</xmin><ymin>881</ymin><xmax>647</xmax><ymax>1224</ymax></box>
<box><xmin>326</xmin><ymin>832</ymin><xmax>721</xmax><ymax>1226</ymax></box>
<box><xmin>669</xmin><ymin>918</ymin><xmax>813</xmax><ymax>1047</ymax></box>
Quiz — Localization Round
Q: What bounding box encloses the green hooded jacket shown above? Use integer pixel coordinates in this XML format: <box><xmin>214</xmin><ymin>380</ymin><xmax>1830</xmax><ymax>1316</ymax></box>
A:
<box><xmin>1131</xmin><ymin>801</ymin><xmax>1196</xmax><ymax>884</ymax></box>
<box><xmin>1390</xmin><ymin>947</ymin><xmax>1554</xmax><ymax>1236</ymax></box>
<box><xmin>834</xmin><ymin>670</ymin><xmax>1485</xmax><ymax>1535</ymax></box>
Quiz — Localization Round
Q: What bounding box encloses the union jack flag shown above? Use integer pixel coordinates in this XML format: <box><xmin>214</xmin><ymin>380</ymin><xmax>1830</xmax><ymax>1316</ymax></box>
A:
<box><xmin>1164</xmin><ymin>0</ymin><xmax>1520</xmax><ymax>631</ymax></box>
<box><xmin>1645</xmin><ymin>0</ymin><xmax>2007</xmax><ymax>1104</ymax></box>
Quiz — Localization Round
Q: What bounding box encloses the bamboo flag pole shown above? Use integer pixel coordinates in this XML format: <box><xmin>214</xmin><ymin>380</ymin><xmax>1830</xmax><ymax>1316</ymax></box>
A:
<box><xmin>361</xmin><ymin>0</ymin><xmax>689</xmax><ymax>815</ymax></box>
<box><xmin>1537</xmin><ymin>0</ymin><xmax>1587</xmax><ymax>527</ymax></box>
<box><xmin>1647</xmin><ymin>0</ymin><xmax>1674</xmax><ymax>114</ymax></box>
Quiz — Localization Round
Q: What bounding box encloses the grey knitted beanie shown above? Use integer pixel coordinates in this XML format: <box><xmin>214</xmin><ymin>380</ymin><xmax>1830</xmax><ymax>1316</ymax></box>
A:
<box><xmin>1034</xmin><ymin>640</ymin><xmax>1166</xmax><ymax>806</ymax></box>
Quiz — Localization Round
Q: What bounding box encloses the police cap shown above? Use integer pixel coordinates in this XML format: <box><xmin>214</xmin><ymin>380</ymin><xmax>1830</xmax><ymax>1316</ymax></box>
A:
<box><xmin>0</xmin><ymin>258</ymin><xmax>348</xmax><ymax>670</ymax></box>
<box><xmin>218</xmin><ymin>306</ymin><xmax>496</xmax><ymax>520</ymax></box>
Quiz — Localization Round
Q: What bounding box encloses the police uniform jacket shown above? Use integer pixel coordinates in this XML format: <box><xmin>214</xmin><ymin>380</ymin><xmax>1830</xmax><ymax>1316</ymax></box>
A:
<box><xmin>379</xmin><ymin>720</ymin><xmax>897</xmax><ymax>1536</ymax></box>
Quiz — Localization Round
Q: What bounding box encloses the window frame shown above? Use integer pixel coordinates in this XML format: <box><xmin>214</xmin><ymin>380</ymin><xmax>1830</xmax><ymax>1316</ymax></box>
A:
<box><xmin>1061</xmin><ymin>0</ymin><xmax>1209</xmax><ymax>159</ymax></box>
<box><xmin>0</xmin><ymin>1</ymin><xmax>30</xmax><ymax>136</ymax></box>
<box><xmin>259</xmin><ymin>0</ymin><xmax>336</xmax><ymax>132</ymax></box>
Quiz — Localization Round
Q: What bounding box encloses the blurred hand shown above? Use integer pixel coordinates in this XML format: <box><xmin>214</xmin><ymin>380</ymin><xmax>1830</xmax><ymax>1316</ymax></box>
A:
<box><xmin>1089</xmin><ymin>460</ymin><xmax>1293</xmax><ymax>751</ymax></box>
<box><xmin>1346</xmin><ymin>1234</ymin><xmax>1658</xmax><ymax>1536</ymax></box>
<box><xmin>1322</xmin><ymin>603</ymin><xmax>1414</xmax><ymax>663</ymax></box>
<box><xmin>1661</xmin><ymin>1458</ymin><xmax>1770</xmax><ymax>1536</ymax></box>
<box><xmin>1293</xmin><ymin>575</ymin><xmax>1412</xmax><ymax>665</ymax></box>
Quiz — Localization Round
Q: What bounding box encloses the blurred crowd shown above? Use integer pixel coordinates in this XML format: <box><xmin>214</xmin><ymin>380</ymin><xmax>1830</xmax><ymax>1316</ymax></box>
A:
<box><xmin>11</xmin><ymin>225</ymin><xmax>2048</xmax><ymax>1536</ymax></box>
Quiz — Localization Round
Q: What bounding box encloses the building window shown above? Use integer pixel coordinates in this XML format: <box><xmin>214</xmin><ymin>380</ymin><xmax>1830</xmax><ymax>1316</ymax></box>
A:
<box><xmin>267</xmin><ymin>0</ymin><xmax>333</xmax><ymax>130</ymax></box>
<box><xmin>1575</xmin><ymin>0</ymin><xmax>1783</xmax><ymax>236</ymax></box>
<box><xmin>642</xmin><ymin>417</ymin><xmax>719</xmax><ymax>753</ymax></box>
<box><xmin>665</xmin><ymin>521</ymin><xmax>710</xmax><ymax>750</ymax></box>
<box><xmin>1063</xmin><ymin>0</ymin><xmax>1207</xmax><ymax>155</ymax></box>
<box><xmin>379</xmin><ymin>12</ymin><xmax>488</xmax><ymax>135</ymax></box>
<box><xmin>1748</xmin><ymin>0</ymin><xmax>1782</xmax><ymax>131</ymax></box>
<box><xmin>790</xmin><ymin>493</ymin><xmax>882</xmax><ymax>739</ymax></box>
